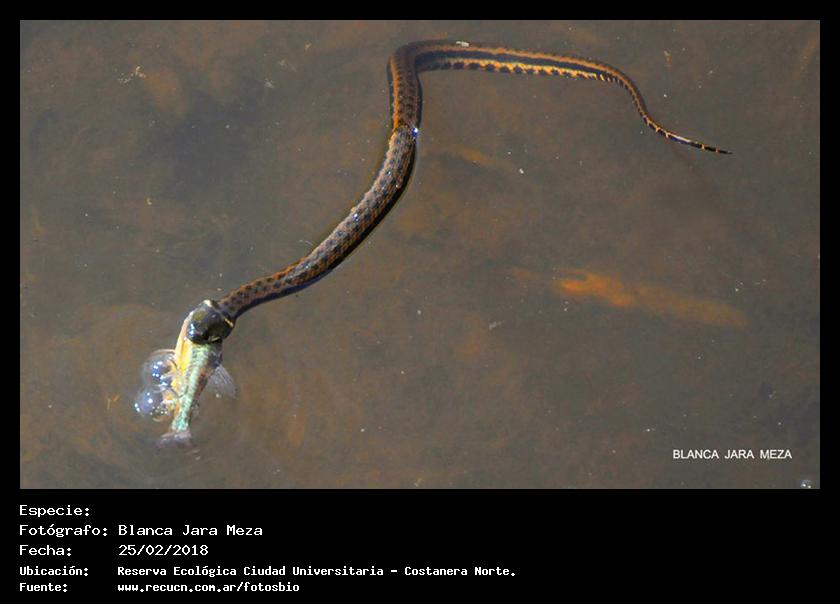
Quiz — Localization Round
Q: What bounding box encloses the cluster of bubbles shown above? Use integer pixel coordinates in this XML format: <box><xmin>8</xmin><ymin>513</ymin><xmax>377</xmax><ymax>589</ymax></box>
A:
<box><xmin>133</xmin><ymin>349</ymin><xmax>179</xmax><ymax>421</ymax></box>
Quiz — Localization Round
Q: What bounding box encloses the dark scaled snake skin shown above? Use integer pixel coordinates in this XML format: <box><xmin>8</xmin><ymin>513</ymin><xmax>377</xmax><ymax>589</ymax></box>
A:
<box><xmin>186</xmin><ymin>39</ymin><xmax>729</xmax><ymax>345</ymax></box>
<box><xmin>138</xmin><ymin>38</ymin><xmax>733</xmax><ymax>447</ymax></box>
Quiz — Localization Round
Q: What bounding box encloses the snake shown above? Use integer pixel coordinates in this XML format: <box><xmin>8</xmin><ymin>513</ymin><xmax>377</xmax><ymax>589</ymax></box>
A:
<box><xmin>133</xmin><ymin>40</ymin><xmax>730</xmax><ymax>447</ymax></box>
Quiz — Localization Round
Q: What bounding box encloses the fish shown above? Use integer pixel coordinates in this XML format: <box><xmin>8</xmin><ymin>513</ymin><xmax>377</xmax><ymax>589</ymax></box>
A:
<box><xmin>134</xmin><ymin>305</ymin><xmax>235</xmax><ymax>449</ymax></box>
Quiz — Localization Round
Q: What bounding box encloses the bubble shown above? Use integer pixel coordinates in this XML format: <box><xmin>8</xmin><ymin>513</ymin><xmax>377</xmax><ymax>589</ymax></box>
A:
<box><xmin>133</xmin><ymin>384</ymin><xmax>176</xmax><ymax>421</ymax></box>
<box><xmin>141</xmin><ymin>349</ymin><xmax>176</xmax><ymax>386</ymax></box>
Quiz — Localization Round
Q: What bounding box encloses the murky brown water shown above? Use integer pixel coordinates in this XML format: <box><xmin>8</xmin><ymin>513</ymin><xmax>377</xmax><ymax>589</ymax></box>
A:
<box><xmin>20</xmin><ymin>20</ymin><xmax>819</xmax><ymax>488</ymax></box>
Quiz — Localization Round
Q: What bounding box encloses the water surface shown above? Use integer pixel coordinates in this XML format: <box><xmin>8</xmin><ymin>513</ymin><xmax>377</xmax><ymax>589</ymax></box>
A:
<box><xmin>20</xmin><ymin>20</ymin><xmax>819</xmax><ymax>487</ymax></box>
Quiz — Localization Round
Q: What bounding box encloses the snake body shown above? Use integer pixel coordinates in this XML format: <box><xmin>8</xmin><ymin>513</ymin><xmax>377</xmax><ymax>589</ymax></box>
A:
<box><xmin>157</xmin><ymin>40</ymin><xmax>728</xmax><ymax>445</ymax></box>
<box><xmin>186</xmin><ymin>40</ymin><xmax>728</xmax><ymax>343</ymax></box>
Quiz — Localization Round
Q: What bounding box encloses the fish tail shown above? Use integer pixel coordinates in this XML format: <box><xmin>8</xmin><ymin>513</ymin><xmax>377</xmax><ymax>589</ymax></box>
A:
<box><xmin>157</xmin><ymin>428</ymin><xmax>194</xmax><ymax>450</ymax></box>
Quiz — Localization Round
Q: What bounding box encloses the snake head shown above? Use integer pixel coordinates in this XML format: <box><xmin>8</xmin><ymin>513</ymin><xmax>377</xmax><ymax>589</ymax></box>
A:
<box><xmin>186</xmin><ymin>300</ymin><xmax>235</xmax><ymax>344</ymax></box>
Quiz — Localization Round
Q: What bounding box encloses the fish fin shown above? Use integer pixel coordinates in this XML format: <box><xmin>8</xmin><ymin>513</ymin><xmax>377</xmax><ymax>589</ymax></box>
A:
<box><xmin>207</xmin><ymin>364</ymin><xmax>236</xmax><ymax>399</ymax></box>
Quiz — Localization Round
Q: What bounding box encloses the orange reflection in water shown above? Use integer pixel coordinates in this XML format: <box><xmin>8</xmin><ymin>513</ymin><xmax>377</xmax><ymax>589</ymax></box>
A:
<box><xmin>511</xmin><ymin>267</ymin><xmax>747</xmax><ymax>328</ymax></box>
